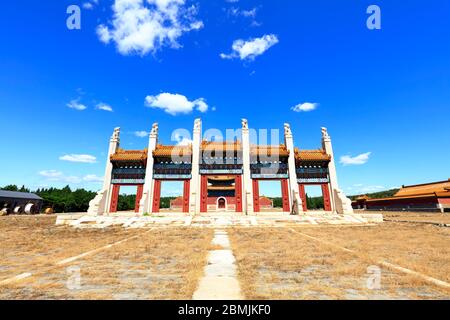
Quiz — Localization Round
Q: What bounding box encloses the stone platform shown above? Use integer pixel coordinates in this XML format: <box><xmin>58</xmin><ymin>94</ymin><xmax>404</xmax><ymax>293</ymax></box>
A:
<box><xmin>56</xmin><ymin>212</ymin><xmax>383</xmax><ymax>229</ymax></box>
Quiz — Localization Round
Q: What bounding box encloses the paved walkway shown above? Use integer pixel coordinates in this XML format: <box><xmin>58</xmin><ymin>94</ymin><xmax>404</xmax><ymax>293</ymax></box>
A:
<box><xmin>192</xmin><ymin>229</ymin><xmax>243</xmax><ymax>300</ymax></box>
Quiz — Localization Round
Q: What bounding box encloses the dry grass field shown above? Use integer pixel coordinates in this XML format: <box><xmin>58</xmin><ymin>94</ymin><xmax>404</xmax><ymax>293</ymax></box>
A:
<box><xmin>381</xmin><ymin>211</ymin><xmax>450</xmax><ymax>224</ymax></box>
<box><xmin>229</xmin><ymin>224</ymin><xmax>450</xmax><ymax>300</ymax></box>
<box><xmin>1</xmin><ymin>214</ymin><xmax>449</xmax><ymax>300</ymax></box>
<box><xmin>0</xmin><ymin>216</ymin><xmax>213</xmax><ymax>299</ymax></box>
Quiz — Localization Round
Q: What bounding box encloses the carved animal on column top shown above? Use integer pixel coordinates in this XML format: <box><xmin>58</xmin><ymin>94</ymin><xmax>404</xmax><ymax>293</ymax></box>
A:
<box><xmin>321</xmin><ymin>127</ymin><xmax>330</xmax><ymax>139</ymax></box>
<box><xmin>150</xmin><ymin>123</ymin><xmax>159</xmax><ymax>137</ymax></box>
<box><xmin>284</xmin><ymin>123</ymin><xmax>292</xmax><ymax>136</ymax></box>
<box><xmin>194</xmin><ymin>118</ymin><xmax>201</xmax><ymax>131</ymax></box>
<box><xmin>112</xmin><ymin>127</ymin><xmax>120</xmax><ymax>140</ymax></box>
<box><xmin>241</xmin><ymin>118</ymin><xmax>248</xmax><ymax>130</ymax></box>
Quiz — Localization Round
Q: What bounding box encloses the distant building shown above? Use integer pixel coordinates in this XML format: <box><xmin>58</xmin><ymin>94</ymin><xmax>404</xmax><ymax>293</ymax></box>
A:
<box><xmin>170</xmin><ymin>193</ymin><xmax>274</xmax><ymax>212</ymax></box>
<box><xmin>352</xmin><ymin>179</ymin><xmax>450</xmax><ymax>213</ymax></box>
<box><xmin>0</xmin><ymin>190</ymin><xmax>43</xmax><ymax>214</ymax></box>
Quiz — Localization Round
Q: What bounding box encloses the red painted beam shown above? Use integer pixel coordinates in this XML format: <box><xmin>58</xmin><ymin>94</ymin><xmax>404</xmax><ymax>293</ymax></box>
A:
<box><xmin>152</xmin><ymin>180</ymin><xmax>161</xmax><ymax>213</ymax></box>
<box><xmin>135</xmin><ymin>184</ymin><xmax>144</xmax><ymax>213</ymax></box>
<box><xmin>109</xmin><ymin>184</ymin><xmax>120</xmax><ymax>213</ymax></box>
<box><xmin>322</xmin><ymin>183</ymin><xmax>332</xmax><ymax>211</ymax></box>
<box><xmin>252</xmin><ymin>179</ymin><xmax>260</xmax><ymax>212</ymax></box>
<box><xmin>235</xmin><ymin>175</ymin><xmax>243</xmax><ymax>213</ymax></box>
<box><xmin>281</xmin><ymin>179</ymin><xmax>290</xmax><ymax>212</ymax></box>
<box><xmin>183</xmin><ymin>179</ymin><xmax>190</xmax><ymax>213</ymax></box>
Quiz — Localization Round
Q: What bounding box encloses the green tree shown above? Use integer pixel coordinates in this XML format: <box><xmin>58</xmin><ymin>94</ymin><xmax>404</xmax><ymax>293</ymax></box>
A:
<box><xmin>2</xmin><ymin>185</ymin><xmax>18</xmax><ymax>191</ymax></box>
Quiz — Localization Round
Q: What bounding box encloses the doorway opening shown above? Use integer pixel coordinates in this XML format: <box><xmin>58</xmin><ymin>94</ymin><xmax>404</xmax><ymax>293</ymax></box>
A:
<box><xmin>257</xmin><ymin>180</ymin><xmax>281</xmax><ymax>212</ymax></box>
<box><xmin>114</xmin><ymin>185</ymin><xmax>143</xmax><ymax>213</ymax></box>
<box><xmin>160</xmin><ymin>181</ymin><xmax>184</xmax><ymax>213</ymax></box>
<box><xmin>253</xmin><ymin>179</ymin><xmax>290</xmax><ymax>212</ymax></box>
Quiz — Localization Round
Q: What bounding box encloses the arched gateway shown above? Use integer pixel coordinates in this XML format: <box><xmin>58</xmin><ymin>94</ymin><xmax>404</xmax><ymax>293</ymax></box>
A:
<box><xmin>88</xmin><ymin>119</ymin><xmax>353</xmax><ymax>216</ymax></box>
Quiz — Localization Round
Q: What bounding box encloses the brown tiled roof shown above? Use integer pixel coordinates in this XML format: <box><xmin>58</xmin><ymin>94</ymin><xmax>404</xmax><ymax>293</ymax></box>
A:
<box><xmin>110</xmin><ymin>148</ymin><xmax>148</xmax><ymax>162</ymax></box>
<box><xmin>208</xmin><ymin>176</ymin><xmax>236</xmax><ymax>182</ymax></box>
<box><xmin>365</xmin><ymin>179</ymin><xmax>450</xmax><ymax>202</ymax></box>
<box><xmin>201</xmin><ymin>141</ymin><xmax>242</xmax><ymax>152</ymax></box>
<box><xmin>394</xmin><ymin>179</ymin><xmax>450</xmax><ymax>198</ymax></box>
<box><xmin>294</xmin><ymin>148</ymin><xmax>331</xmax><ymax>162</ymax></box>
<box><xmin>251</xmin><ymin>145</ymin><xmax>289</xmax><ymax>157</ymax></box>
<box><xmin>207</xmin><ymin>185</ymin><xmax>235</xmax><ymax>191</ymax></box>
<box><xmin>153</xmin><ymin>145</ymin><xmax>192</xmax><ymax>157</ymax></box>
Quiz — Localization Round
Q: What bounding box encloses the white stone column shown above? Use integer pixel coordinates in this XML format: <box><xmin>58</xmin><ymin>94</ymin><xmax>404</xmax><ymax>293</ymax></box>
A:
<box><xmin>241</xmin><ymin>119</ymin><xmax>254</xmax><ymax>215</ymax></box>
<box><xmin>321</xmin><ymin>128</ymin><xmax>353</xmax><ymax>214</ymax></box>
<box><xmin>284</xmin><ymin>123</ymin><xmax>303</xmax><ymax>215</ymax></box>
<box><xmin>189</xmin><ymin>119</ymin><xmax>202</xmax><ymax>215</ymax></box>
<box><xmin>87</xmin><ymin>127</ymin><xmax>120</xmax><ymax>216</ymax></box>
<box><xmin>139</xmin><ymin>123</ymin><xmax>159</xmax><ymax>214</ymax></box>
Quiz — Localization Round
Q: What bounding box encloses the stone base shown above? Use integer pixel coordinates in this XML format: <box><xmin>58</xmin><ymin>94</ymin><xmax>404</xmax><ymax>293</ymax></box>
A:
<box><xmin>56</xmin><ymin>212</ymin><xmax>383</xmax><ymax>229</ymax></box>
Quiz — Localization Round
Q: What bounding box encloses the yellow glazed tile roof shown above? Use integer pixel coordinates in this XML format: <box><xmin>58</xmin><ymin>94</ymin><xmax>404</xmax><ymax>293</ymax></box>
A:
<box><xmin>153</xmin><ymin>145</ymin><xmax>192</xmax><ymax>157</ymax></box>
<box><xmin>110</xmin><ymin>148</ymin><xmax>148</xmax><ymax>162</ymax></box>
<box><xmin>294</xmin><ymin>148</ymin><xmax>331</xmax><ymax>162</ymax></box>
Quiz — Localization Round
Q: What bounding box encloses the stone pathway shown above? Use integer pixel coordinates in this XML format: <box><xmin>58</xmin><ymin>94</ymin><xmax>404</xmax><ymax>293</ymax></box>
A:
<box><xmin>192</xmin><ymin>229</ymin><xmax>243</xmax><ymax>300</ymax></box>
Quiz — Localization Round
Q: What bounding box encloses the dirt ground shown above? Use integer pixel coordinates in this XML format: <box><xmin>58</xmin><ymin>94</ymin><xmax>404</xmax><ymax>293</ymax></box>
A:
<box><xmin>1</xmin><ymin>214</ymin><xmax>449</xmax><ymax>300</ymax></box>
<box><xmin>0</xmin><ymin>216</ymin><xmax>213</xmax><ymax>299</ymax></box>
<box><xmin>229</xmin><ymin>224</ymin><xmax>450</xmax><ymax>300</ymax></box>
<box><xmin>380</xmin><ymin>211</ymin><xmax>450</xmax><ymax>224</ymax></box>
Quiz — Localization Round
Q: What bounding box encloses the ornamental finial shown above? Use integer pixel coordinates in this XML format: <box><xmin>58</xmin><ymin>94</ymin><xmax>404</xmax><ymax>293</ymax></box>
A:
<box><xmin>241</xmin><ymin>119</ymin><xmax>248</xmax><ymax>130</ymax></box>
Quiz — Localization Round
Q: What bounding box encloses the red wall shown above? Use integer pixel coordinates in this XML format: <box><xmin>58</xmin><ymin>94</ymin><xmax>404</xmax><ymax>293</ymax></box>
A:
<box><xmin>207</xmin><ymin>197</ymin><xmax>236</xmax><ymax>205</ymax></box>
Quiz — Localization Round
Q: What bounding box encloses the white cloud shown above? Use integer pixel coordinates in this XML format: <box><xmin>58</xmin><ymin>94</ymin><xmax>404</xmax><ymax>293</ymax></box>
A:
<box><xmin>96</xmin><ymin>103</ymin><xmax>113</xmax><ymax>112</ymax></box>
<box><xmin>340</xmin><ymin>152</ymin><xmax>372</xmax><ymax>166</ymax></box>
<box><xmin>291</xmin><ymin>102</ymin><xmax>319</xmax><ymax>112</ymax></box>
<box><xmin>227</xmin><ymin>6</ymin><xmax>258</xmax><ymax>19</ymax></box>
<box><xmin>241</xmin><ymin>8</ymin><xmax>257</xmax><ymax>18</ymax></box>
<box><xmin>145</xmin><ymin>92</ymin><xmax>209</xmax><ymax>115</ymax></box>
<box><xmin>39</xmin><ymin>170</ymin><xmax>103</xmax><ymax>184</ymax></box>
<box><xmin>173</xmin><ymin>132</ymin><xmax>193</xmax><ymax>146</ymax></box>
<box><xmin>83</xmin><ymin>0</ymin><xmax>99</xmax><ymax>9</ymax></box>
<box><xmin>83</xmin><ymin>2</ymin><xmax>94</xmax><ymax>9</ymax></box>
<box><xmin>220</xmin><ymin>34</ymin><xmax>278</xmax><ymax>61</ymax></box>
<box><xmin>134</xmin><ymin>130</ymin><xmax>149</xmax><ymax>138</ymax></box>
<box><xmin>348</xmin><ymin>184</ymin><xmax>386</xmax><ymax>194</ymax></box>
<box><xmin>59</xmin><ymin>154</ymin><xmax>97</xmax><ymax>163</ymax></box>
<box><xmin>39</xmin><ymin>170</ymin><xmax>63</xmax><ymax>179</ymax></box>
<box><xmin>83</xmin><ymin>174</ymin><xmax>104</xmax><ymax>182</ymax></box>
<box><xmin>66</xmin><ymin>99</ymin><xmax>87</xmax><ymax>111</ymax></box>
<box><xmin>97</xmin><ymin>0</ymin><xmax>203</xmax><ymax>56</ymax></box>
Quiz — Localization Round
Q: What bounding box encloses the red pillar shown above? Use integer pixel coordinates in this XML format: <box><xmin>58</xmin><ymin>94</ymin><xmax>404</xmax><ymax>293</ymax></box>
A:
<box><xmin>110</xmin><ymin>184</ymin><xmax>120</xmax><ymax>213</ymax></box>
<box><xmin>252</xmin><ymin>179</ymin><xmax>260</xmax><ymax>212</ymax></box>
<box><xmin>152</xmin><ymin>180</ymin><xmax>161</xmax><ymax>213</ymax></box>
<box><xmin>322</xmin><ymin>183</ymin><xmax>332</xmax><ymax>211</ymax></box>
<box><xmin>298</xmin><ymin>184</ymin><xmax>308</xmax><ymax>212</ymax></box>
<box><xmin>183</xmin><ymin>180</ymin><xmax>190</xmax><ymax>213</ymax></box>
<box><xmin>281</xmin><ymin>179</ymin><xmax>290</xmax><ymax>212</ymax></box>
<box><xmin>135</xmin><ymin>184</ymin><xmax>144</xmax><ymax>213</ymax></box>
<box><xmin>200</xmin><ymin>175</ymin><xmax>208</xmax><ymax>213</ymax></box>
<box><xmin>235</xmin><ymin>175</ymin><xmax>243</xmax><ymax>213</ymax></box>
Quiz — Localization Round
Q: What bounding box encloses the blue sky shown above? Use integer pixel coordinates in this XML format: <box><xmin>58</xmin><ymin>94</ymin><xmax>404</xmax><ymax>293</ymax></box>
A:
<box><xmin>0</xmin><ymin>0</ymin><xmax>449</xmax><ymax>197</ymax></box>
